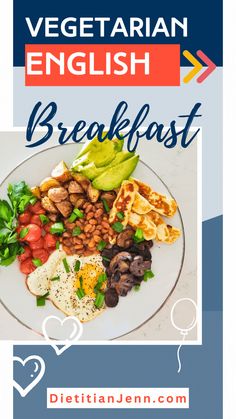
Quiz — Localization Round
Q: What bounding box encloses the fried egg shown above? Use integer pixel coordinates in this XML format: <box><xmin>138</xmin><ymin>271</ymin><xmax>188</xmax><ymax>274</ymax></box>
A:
<box><xmin>27</xmin><ymin>252</ymin><xmax>106</xmax><ymax>322</ymax></box>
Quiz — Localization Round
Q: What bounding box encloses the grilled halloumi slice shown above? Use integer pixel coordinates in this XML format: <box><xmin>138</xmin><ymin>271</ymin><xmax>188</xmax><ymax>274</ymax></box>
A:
<box><xmin>109</xmin><ymin>180</ymin><xmax>138</xmax><ymax>226</ymax></box>
<box><xmin>132</xmin><ymin>178</ymin><xmax>177</xmax><ymax>217</ymax></box>
<box><xmin>147</xmin><ymin>211</ymin><xmax>181</xmax><ymax>244</ymax></box>
<box><xmin>132</xmin><ymin>192</ymin><xmax>154</xmax><ymax>214</ymax></box>
<box><xmin>128</xmin><ymin>212</ymin><xmax>157</xmax><ymax>240</ymax></box>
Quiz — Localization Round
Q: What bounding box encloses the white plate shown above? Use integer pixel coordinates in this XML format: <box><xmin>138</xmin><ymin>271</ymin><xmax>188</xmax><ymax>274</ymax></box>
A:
<box><xmin>0</xmin><ymin>144</ymin><xmax>185</xmax><ymax>340</ymax></box>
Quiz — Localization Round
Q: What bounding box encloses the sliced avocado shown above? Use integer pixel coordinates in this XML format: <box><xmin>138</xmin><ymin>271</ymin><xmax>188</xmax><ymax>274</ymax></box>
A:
<box><xmin>72</xmin><ymin>145</ymin><xmax>116</xmax><ymax>170</ymax></box>
<box><xmin>113</xmin><ymin>137</ymin><xmax>124</xmax><ymax>152</ymax></box>
<box><xmin>79</xmin><ymin>151</ymin><xmax>134</xmax><ymax>180</ymax></box>
<box><xmin>76</xmin><ymin>136</ymin><xmax>123</xmax><ymax>159</ymax></box>
<box><xmin>92</xmin><ymin>155</ymin><xmax>139</xmax><ymax>191</ymax></box>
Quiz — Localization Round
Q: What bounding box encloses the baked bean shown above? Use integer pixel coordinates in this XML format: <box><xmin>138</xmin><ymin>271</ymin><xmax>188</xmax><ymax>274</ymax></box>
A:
<box><xmin>89</xmin><ymin>219</ymin><xmax>97</xmax><ymax>225</ymax></box>
<box><xmin>85</xmin><ymin>204</ymin><xmax>93</xmax><ymax>213</ymax></box>
<box><xmin>65</xmin><ymin>222</ymin><xmax>75</xmax><ymax>230</ymax></box>
<box><xmin>62</xmin><ymin>245</ymin><xmax>73</xmax><ymax>255</ymax></box>
<box><xmin>101</xmin><ymin>221</ymin><xmax>110</xmax><ymax>229</ymax></box>
<box><xmin>79</xmin><ymin>233</ymin><xmax>86</xmax><ymax>240</ymax></box>
<box><xmin>88</xmin><ymin>239</ymin><xmax>95</xmax><ymax>249</ymax></box>
<box><xmin>74</xmin><ymin>244</ymin><xmax>83</xmax><ymax>250</ymax></box>
<box><xmin>95</xmin><ymin>208</ymin><xmax>103</xmax><ymax>218</ymax></box>
<box><xmin>86</xmin><ymin>211</ymin><xmax>94</xmax><ymax>220</ymax></box>
<box><xmin>94</xmin><ymin>235</ymin><xmax>101</xmax><ymax>243</ymax></box>
<box><xmin>62</xmin><ymin>232</ymin><xmax>71</xmax><ymax>238</ymax></box>
<box><xmin>84</xmin><ymin>224</ymin><xmax>93</xmax><ymax>233</ymax></box>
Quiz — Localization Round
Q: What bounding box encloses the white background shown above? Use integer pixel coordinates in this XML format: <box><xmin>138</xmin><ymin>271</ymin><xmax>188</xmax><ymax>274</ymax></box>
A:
<box><xmin>0</xmin><ymin>0</ymin><xmax>233</xmax><ymax>417</ymax></box>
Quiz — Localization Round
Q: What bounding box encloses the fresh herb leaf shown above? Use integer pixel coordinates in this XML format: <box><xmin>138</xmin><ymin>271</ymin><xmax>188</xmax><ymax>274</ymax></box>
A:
<box><xmin>8</xmin><ymin>181</ymin><xmax>37</xmax><ymax>214</ymax></box>
<box><xmin>134</xmin><ymin>284</ymin><xmax>141</xmax><ymax>291</ymax></box>
<box><xmin>0</xmin><ymin>200</ymin><xmax>13</xmax><ymax>223</ymax></box>
<box><xmin>19</xmin><ymin>227</ymin><xmax>29</xmax><ymax>239</ymax></box>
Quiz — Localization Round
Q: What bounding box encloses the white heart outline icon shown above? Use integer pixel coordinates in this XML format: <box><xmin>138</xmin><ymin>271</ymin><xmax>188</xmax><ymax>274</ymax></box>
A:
<box><xmin>13</xmin><ymin>355</ymin><xmax>45</xmax><ymax>397</ymax></box>
<box><xmin>42</xmin><ymin>315</ymin><xmax>83</xmax><ymax>355</ymax></box>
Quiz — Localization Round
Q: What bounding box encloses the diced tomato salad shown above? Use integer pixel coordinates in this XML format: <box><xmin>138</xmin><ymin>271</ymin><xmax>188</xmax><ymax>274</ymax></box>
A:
<box><xmin>17</xmin><ymin>201</ymin><xmax>59</xmax><ymax>275</ymax></box>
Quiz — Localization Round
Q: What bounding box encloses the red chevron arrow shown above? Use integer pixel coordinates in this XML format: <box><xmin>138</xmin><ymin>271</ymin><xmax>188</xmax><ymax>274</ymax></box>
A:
<box><xmin>196</xmin><ymin>50</ymin><xmax>216</xmax><ymax>83</ymax></box>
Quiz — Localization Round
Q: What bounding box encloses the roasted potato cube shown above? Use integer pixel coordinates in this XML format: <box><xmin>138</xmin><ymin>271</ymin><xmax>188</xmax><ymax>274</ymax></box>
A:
<box><xmin>31</xmin><ymin>186</ymin><xmax>41</xmax><ymax>199</ymax></box>
<box><xmin>41</xmin><ymin>196</ymin><xmax>58</xmax><ymax>213</ymax></box>
<box><xmin>71</xmin><ymin>172</ymin><xmax>90</xmax><ymax>191</ymax></box>
<box><xmin>40</xmin><ymin>177</ymin><xmax>61</xmax><ymax>192</ymax></box>
<box><xmin>51</xmin><ymin>161</ymin><xmax>71</xmax><ymax>182</ymax></box>
<box><xmin>87</xmin><ymin>183</ymin><xmax>100</xmax><ymax>203</ymax></box>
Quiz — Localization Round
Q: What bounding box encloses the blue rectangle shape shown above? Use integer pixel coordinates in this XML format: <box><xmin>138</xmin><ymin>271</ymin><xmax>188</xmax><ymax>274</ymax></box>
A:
<box><xmin>13</xmin><ymin>0</ymin><xmax>223</xmax><ymax>67</ymax></box>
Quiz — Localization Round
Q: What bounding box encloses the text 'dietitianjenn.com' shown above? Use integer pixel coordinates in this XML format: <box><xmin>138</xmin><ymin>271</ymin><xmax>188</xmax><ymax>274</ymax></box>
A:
<box><xmin>47</xmin><ymin>388</ymin><xmax>189</xmax><ymax>409</ymax></box>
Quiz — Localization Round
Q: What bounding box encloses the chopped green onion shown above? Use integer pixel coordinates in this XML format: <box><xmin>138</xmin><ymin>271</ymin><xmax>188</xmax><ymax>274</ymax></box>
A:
<box><xmin>102</xmin><ymin>256</ymin><xmax>110</xmax><ymax>262</ymax></box>
<box><xmin>32</xmin><ymin>258</ymin><xmax>42</xmax><ymax>267</ymax></box>
<box><xmin>73</xmin><ymin>208</ymin><xmax>84</xmax><ymax>218</ymax></box>
<box><xmin>97</xmin><ymin>240</ymin><xmax>107</xmax><ymax>251</ymax></box>
<box><xmin>72</xmin><ymin>226</ymin><xmax>81</xmax><ymax>236</ymax></box>
<box><xmin>112</xmin><ymin>222</ymin><xmax>124</xmax><ymax>233</ymax></box>
<box><xmin>36</xmin><ymin>292</ymin><xmax>49</xmax><ymax>307</ymax></box>
<box><xmin>62</xmin><ymin>258</ymin><xmax>70</xmax><ymax>273</ymax></box>
<box><xmin>76</xmin><ymin>288</ymin><xmax>85</xmax><ymax>299</ymax></box>
<box><xmin>101</xmin><ymin>198</ymin><xmax>110</xmax><ymax>213</ymax></box>
<box><xmin>98</xmin><ymin>273</ymin><xmax>107</xmax><ymax>283</ymax></box>
<box><xmin>94</xmin><ymin>273</ymin><xmax>107</xmax><ymax>293</ymax></box>
<box><xmin>117</xmin><ymin>211</ymin><xmax>124</xmax><ymax>220</ymax></box>
<box><xmin>68</xmin><ymin>209</ymin><xmax>84</xmax><ymax>222</ymax></box>
<box><xmin>51</xmin><ymin>276</ymin><xmax>60</xmax><ymax>281</ymax></box>
<box><xmin>143</xmin><ymin>270</ymin><xmax>155</xmax><ymax>282</ymax></box>
<box><xmin>39</xmin><ymin>214</ymin><xmax>49</xmax><ymax>225</ymax></box>
<box><xmin>50</xmin><ymin>222</ymin><xmax>65</xmax><ymax>235</ymax></box>
<box><xmin>134</xmin><ymin>284</ymin><xmax>141</xmax><ymax>291</ymax></box>
<box><xmin>133</xmin><ymin>228</ymin><xmax>144</xmax><ymax>243</ymax></box>
<box><xmin>79</xmin><ymin>276</ymin><xmax>83</xmax><ymax>288</ymax></box>
<box><xmin>94</xmin><ymin>292</ymin><xmax>105</xmax><ymax>308</ymax></box>
<box><xmin>56</xmin><ymin>241</ymin><xmax>60</xmax><ymax>250</ymax></box>
<box><xmin>74</xmin><ymin>260</ymin><xmax>81</xmax><ymax>272</ymax></box>
<box><xmin>19</xmin><ymin>227</ymin><xmax>29</xmax><ymax>239</ymax></box>
<box><xmin>68</xmin><ymin>212</ymin><xmax>77</xmax><ymax>223</ymax></box>
<box><xmin>94</xmin><ymin>283</ymin><xmax>102</xmax><ymax>293</ymax></box>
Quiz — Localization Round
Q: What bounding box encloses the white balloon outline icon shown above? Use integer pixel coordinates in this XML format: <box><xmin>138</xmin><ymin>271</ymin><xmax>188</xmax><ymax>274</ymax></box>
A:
<box><xmin>170</xmin><ymin>298</ymin><xmax>198</xmax><ymax>373</ymax></box>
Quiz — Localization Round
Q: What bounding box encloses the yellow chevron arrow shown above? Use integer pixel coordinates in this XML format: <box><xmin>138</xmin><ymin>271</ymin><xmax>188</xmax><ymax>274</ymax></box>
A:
<box><xmin>183</xmin><ymin>50</ymin><xmax>203</xmax><ymax>83</ymax></box>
